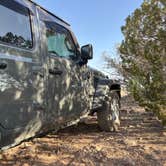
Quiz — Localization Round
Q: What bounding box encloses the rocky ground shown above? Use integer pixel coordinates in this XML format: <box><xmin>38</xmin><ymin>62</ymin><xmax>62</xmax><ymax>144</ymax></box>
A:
<box><xmin>0</xmin><ymin>95</ymin><xmax>166</xmax><ymax>166</ymax></box>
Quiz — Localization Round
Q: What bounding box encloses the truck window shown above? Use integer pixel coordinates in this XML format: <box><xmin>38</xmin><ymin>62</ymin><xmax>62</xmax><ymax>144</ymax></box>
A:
<box><xmin>45</xmin><ymin>21</ymin><xmax>76</xmax><ymax>59</ymax></box>
<box><xmin>0</xmin><ymin>0</ymin><xmax>33</xmax><ymax>49</ymax></box>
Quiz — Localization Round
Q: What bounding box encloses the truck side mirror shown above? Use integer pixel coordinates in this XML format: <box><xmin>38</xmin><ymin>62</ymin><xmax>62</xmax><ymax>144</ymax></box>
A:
<box><xmin>81</xmin><ymin>44</ymin><xmax>93</xmax><ymax>60</ymax></box>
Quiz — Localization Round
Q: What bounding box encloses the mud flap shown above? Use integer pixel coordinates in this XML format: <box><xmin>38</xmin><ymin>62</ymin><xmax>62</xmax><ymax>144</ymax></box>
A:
<box><xmin>111</xmin><ymin>107</ymin><xmax>120</xmax><ymax>127</ymax></box>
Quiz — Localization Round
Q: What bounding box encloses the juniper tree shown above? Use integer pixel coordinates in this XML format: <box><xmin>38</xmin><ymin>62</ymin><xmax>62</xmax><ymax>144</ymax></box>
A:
<box><xmin>119</xmin><ymin>0</ymin><xmax>166</xmax><ymax>125</ymax></box>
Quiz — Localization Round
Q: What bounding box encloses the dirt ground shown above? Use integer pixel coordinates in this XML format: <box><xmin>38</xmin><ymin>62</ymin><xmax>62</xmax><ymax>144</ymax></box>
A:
<box><xmin>0</xmin><ymin>95</ymin><xmax>166</xmax><ymax>166</ymax></box>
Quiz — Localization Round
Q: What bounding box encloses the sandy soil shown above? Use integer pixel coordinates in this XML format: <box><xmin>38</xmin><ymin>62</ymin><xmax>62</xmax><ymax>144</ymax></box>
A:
<box><xmin>0</xmin><ymin>95</ymin><xmax>166</xmax><ymax>166</ymax></box>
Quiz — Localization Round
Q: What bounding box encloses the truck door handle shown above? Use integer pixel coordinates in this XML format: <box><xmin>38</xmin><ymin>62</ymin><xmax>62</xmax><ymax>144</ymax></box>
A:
<box><xmin>0</xmin><ymin>63</ymin><xmax>7</xmax><ymax>70</ymax></box>
<box><xmin>32</xmin><ymin>66</ymin><xmax>44</xmax><ymax>78</ymax></box>
<box><xmin>49</xmin><ymin>68</ymin><xmax>63</xmax><ymax>75</ymax></box>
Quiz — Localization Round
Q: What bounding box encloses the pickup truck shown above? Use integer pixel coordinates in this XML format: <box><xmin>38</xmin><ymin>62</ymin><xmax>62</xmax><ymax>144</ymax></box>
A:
<box><xmin>0</xmin><ymin>0</ymin><xmax>121</xmax><ymax>150</ymax></box>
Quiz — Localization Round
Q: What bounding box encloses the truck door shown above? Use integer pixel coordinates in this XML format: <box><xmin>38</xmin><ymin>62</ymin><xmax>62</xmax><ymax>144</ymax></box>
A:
<box><xmin>45</xmin><ymin>22</ymin><xmax>85</xmax><ymax>123</ymax></box>
<box><xmin>0</xmin><ymin>1</ymin><xmax>44</xmax><ymax>130</ymax></box>
<box><xmin>38</xmin><ymin>8</ymin><xmax>91</xmax><ymax>124</ymax></box>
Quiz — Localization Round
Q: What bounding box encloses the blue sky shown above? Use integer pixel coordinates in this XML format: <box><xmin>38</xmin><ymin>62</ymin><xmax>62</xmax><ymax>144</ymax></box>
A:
<box><xmin>35</xmin><ymin>0</ymin><xmax>144</xmax><ymax>71</ymax></box>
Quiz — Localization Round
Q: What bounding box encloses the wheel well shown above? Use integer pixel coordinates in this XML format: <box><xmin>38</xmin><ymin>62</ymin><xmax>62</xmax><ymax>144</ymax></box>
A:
<box><xmin>110</xmin><ymin>84</ymin><xmax>121</xmax><ymax>98</ymax></box>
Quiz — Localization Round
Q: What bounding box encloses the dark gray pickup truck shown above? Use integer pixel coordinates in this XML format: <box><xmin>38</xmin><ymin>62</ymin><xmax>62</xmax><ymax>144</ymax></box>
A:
<box><xmin>0</xmin><ymin>0</ymin><xmax>121</xmax><ymax>150</ymax></box>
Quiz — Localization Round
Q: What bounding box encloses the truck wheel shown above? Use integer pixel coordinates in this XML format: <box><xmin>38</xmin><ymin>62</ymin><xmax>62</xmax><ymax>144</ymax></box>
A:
<box><xmin>97</xmin><ymin>91</ymin><xmax>120</xmax><ymax>132</ymax></box>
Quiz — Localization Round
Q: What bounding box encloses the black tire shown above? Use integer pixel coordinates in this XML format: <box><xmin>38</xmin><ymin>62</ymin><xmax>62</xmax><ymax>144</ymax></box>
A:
<box><xmin>97</xmin><ymin>91</ymin><xmax>120</xmax><ymax>132</ymax></box>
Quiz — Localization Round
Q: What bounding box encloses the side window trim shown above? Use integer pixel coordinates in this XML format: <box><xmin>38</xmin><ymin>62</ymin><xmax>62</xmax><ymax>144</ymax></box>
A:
<box><xmin>65</xmin><ymin>28</ymin><xmax>78</xmax><ymax>56</ymax></box>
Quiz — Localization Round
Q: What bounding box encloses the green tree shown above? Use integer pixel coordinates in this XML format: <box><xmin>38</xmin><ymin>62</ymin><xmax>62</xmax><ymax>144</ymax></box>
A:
<box><xmin>119</xmin><ymin>0</ymin><xmax>166</xmax><ymax>125</ymax></box>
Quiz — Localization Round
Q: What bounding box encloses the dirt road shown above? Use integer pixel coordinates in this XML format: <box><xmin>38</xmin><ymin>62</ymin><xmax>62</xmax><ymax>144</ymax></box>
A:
<box><xmin>0</xmin><ymin>95</ymin><xmax>166</xmax><ymax>166</ymax></box>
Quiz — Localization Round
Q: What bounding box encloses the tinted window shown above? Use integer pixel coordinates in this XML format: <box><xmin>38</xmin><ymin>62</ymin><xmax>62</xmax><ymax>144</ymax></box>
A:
<box><xmin>0</xmin><ymin>1</ymin><xmax>33</xmax><ymax>49</ymax></box>
<box><xmin>45</xmin><ymin>21</ymin><xmax>76</xmax><ymax>58</ymax></box>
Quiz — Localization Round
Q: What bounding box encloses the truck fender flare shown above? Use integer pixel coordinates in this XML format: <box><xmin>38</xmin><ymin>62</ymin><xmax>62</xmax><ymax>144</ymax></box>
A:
<box><xmin>92</xmin><ymin>78</ymin><xmax>121</xmax><ymax>111</ymax></box>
